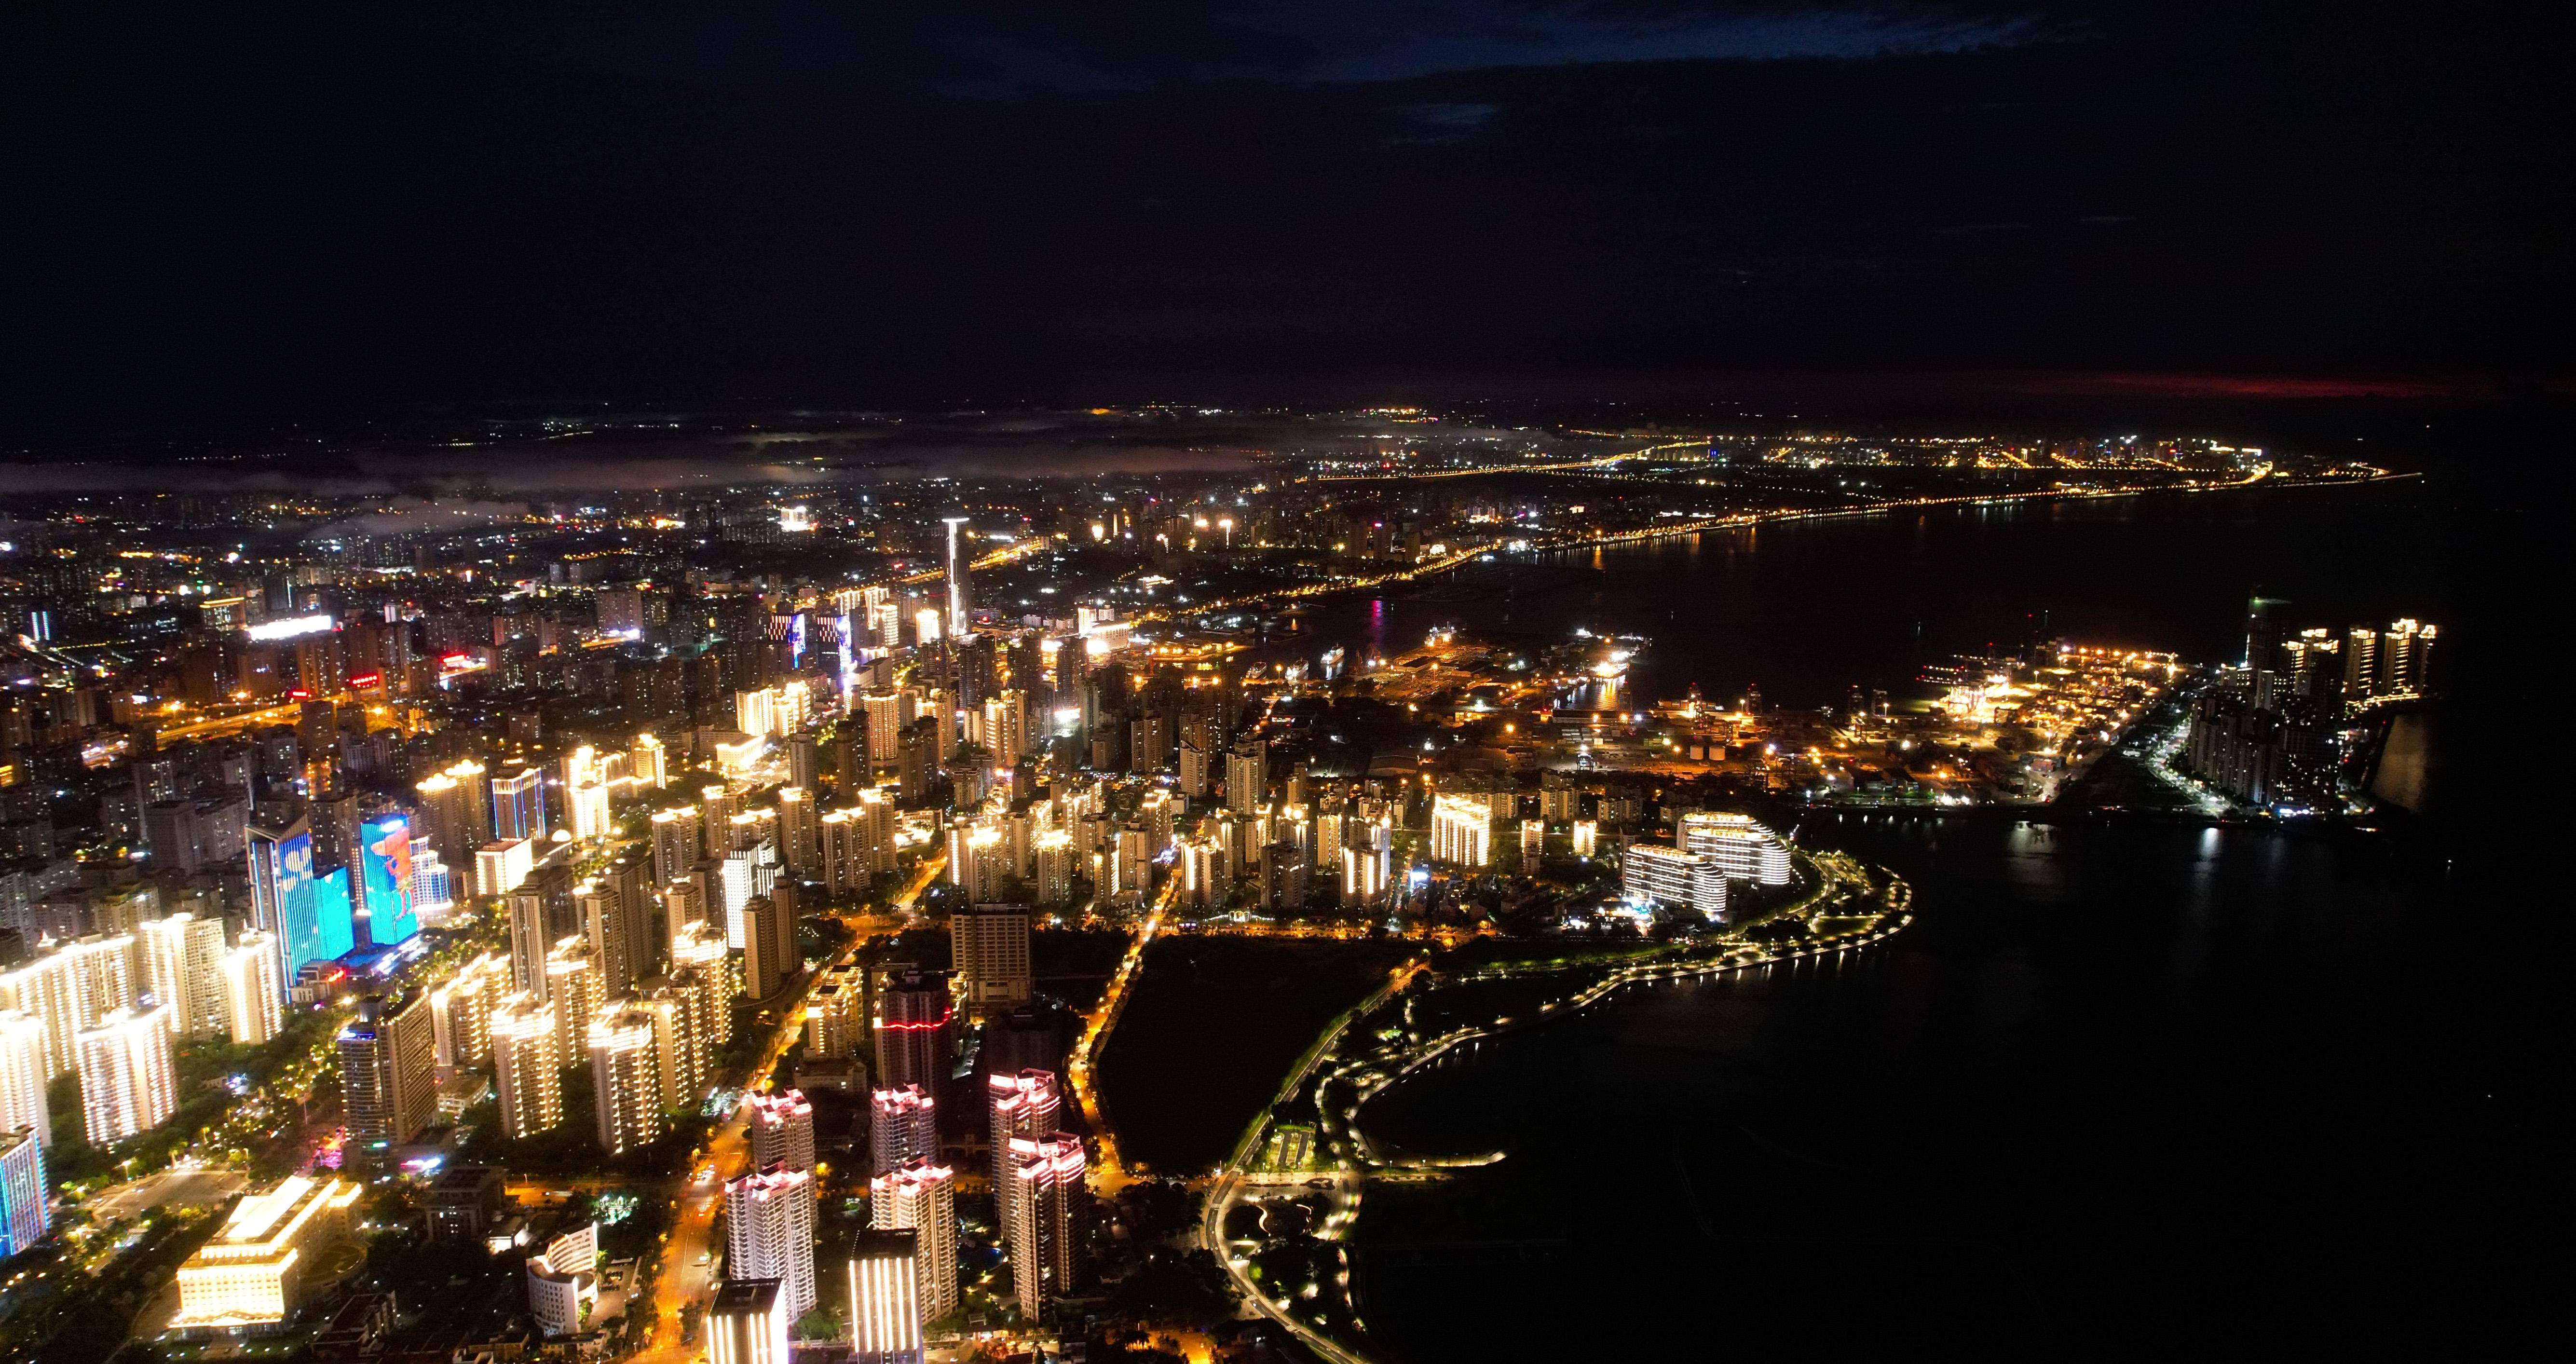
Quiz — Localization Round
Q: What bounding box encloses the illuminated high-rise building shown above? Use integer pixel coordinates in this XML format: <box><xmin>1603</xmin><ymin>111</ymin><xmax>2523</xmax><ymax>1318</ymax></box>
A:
<box><xmin>579</xmin><ymin>857</ymin><xmax>654</xmax><ymax>993</ymax></box>
<box><xmin>747</xmin><ymin>1089</ymin><xmax>818</xmax><ymax>1174</ymax></box>
<box><xmin>868</xmin><ymin>1158</ymin><xmax>959</xmax><ymax>1323</ymax></box>
<box><xmin>848</xmin><ymin>1228</ymin><xmax>927</xmax><ymax>1364</ymax></box>
<box><xmin>0</xmin><ymin>1014</ymin><xmax>49</xmax><ymax>1146</ymax></box>
<box><xmin>219</xmin><ymin>933</ymin><xmax>285</xmax><ymax>1046</ymax></box>
<box><xmin>0</xmin><ymin>1127</ymin><xmax>46</xmax><ymax>1255</ymax></box>
<box><xmin>1431</xmin><ymin>794</ymin><xmax>1492</xmax><ymax>869</ymax></box>
<box><xmin>245</xmin><ymin>811</ymin><xmax>319</xmax><ymax>985</ymax></box>
<box><xmin>744</xmin><ymin>888</ymin><xmax>798</xmax><ymax>1002</ymax></box>
<box><xmin>875</xmin><ymin>970</ymin><xmax>954</xmax><ymax>1091</ymax></box>
<box><xmin>76</xmin><ymin>1005</ymin><xmax>177</xmax><ymax>1145</ymax></box>
<box><xmin>942</xmin><ymin>517</ymin><xmax>973</xmax><ymax>638</ymax></box>
<box><xmin>804</xmin><ymin>964</ymin><xmax>866</xmax><ymax>1060</ymax></box>
<box><xmin>707</xmin><ymin>1279</ymin><xmax>790</xmax><ymax>1364</ymax></box>
<box><xmin>870</xmin><ymin>1085</ymin><xmax>938</xmax><ymax>1176</ymax></box>
<box><xmin>545</xmin><ymin>937</ymin><xmax>603</xmax><ymax>1054</ymax></box>
<box><xmin>777</xmin><ymin>787</ymin><xmax>820</xmax><ymax>877</ymax></box>
<box><xmin>590</xmin><ymin>1003</ymin><xmax>664</xmax><ymax>1155</ymax></box>
<box><xmin>1226</xmin><ymin>738</ymin><xmax>1267</xmax><ymax>815</ymax></box>
<box><xmin>987</xmin><ymin>1068</ymin><xmax>1060</xmax><ymax>1233</ymax></box>
<box><xmin>429</xmin><ymin>952</ymin><xmax>505</xmax><ymax>1072</ymax></box>
<box><xmin>339</xmin><ymin>993</ymin><xmax>436</xmax><ymax>1151</ymax></box>
<box><xmin>725</xmin><ymin>1164</ymin><xmax>818</xmax><ymax>1318</ymax></box>
<box><xmin>491</xmin><ymin>767</ymin><xmax>547</xmax><ymax>842</ymax></box>
<box><xmin>490</xmin><ymin>995</ymin><xmax>564</xmax><ymax>1138</ymax></box>
<box><xmin>1002</xmin><ymin>1133</ymin><xmax>1087</xmax><ymax>1313</ymax></box>
<box><xmin>137</xmin><ymin>913</ymin><xmax>227</xmax><ymax>1036</ymax></box>
<box><xmin>951</xmin><ymin>904</ymin><xmax>1031</xmax><ymax>1012</ymax></box>
<box><xmin>652</xmin><ymin>806</ymin><xmax>703</xmax><ymax>886</ymax></box>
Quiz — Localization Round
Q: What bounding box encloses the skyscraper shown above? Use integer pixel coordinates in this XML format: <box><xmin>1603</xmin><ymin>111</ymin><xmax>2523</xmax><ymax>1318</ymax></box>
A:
<box><xmin>579</xmin><ymin>856</ymin><xmax>654</xmax><ymax>993</ymax></box>
<box><xmin>2245</xmin><ymin>595</ymin><xmax>2289</xmax><ymax>709</ymax></box>
<box><xmin>870</xmin><ymin>1084</ymin><xmax>938</xmax><ymax>1175</ymax></box>
<box><xmin>777</xmin><ymin>787</ymin><xmax>819</xmax><ymax>875</ymax></box>
<box><xmin>491</xmin><ymin>767</ymin><xmax>547</xmax><ymax>842</ymax></box>
<box><xmin>219</xmin><ymin>933</ymin><xmax>285</xmax><ymax>1046</ymax></box>
<box><xmin>848</xmin><ymin>1228</ymin><xmax>927</xmax><ymax>1364</ymax></box>
<box><xmin>0</xmin><ymin>1015</ymin><xmax>49</xmax><ymax>1147</ymax></box>
<box><xmin>951</xmin><ymin>904</ymin><xmax>1032</xmax><ymax>1012</ymax></box>
<box><xmin>1430</xmin><ymin>793</ymin><xmax>1492</xmax><ymax>868</ymax></box>
<box><xmin>725</xmin><ymin>1165</ymin><xmax>818</xmax><ymax>1318</ymax></box>
<box><xmin>942</xmin><ymin>517</ymin><xmax>972</xmax><ymax>639</ymax></box>
<box><xmin>868</xmin><ymin>1158</ymin><xmax>959</xmax><ymax>1324</ymax></box>
<box><xmin>747</xmin><ymin>1089</ymin><xmax>818</xmax><ymax>1173</ymax></box>
<box><xmin>590</xmin><ymin>1003</ymin><xmax>664</xmax><ymax>1155</ymax></box>
<box><xmin>1226</xmin><ymin>738</ymin><xmax>1267</xmax><ymax>815</ymax></box>
<box><xmin>707</xmin><ymin>1279</ymin><xmax>790</xmax><ymax>1364</ymax></box>
<box><xmin>743</xmin><ymin>889</ymin><xmax>797</xmax><ymax>1002</ymax></box>
<box><xmin>652</xmin><ymin>805</ymin><xmax>703</xmax><ymax>886</ymax></box>
<box><xmin>137</xmin><ymin>913</ymin><xmax>226</xmax><ymax>1036</ymax></box>
<box><xmin>988</xmin><ymin>1069</ymin><xmax>1060</xmax><ymax>1234</ymax></box>
<box><xmin>874</xmin><ymin>971</ymin><xmax>954</xmax><ymax>1091</ymax></box>
<box><xmin>245</xmin><ymin>811</ymin><xmax>319</xmax><ymax>984</ymax></box>
<box><xmin>339</xmin><ymin>993</ymin><xmax>436</xmax><ymax>1151</ymax></box>
<box><xmin>1002</xmin><ymin>1133</ymin><xmax>1086</xmax><ymax>1313</ymax></box>
<box><xmin>490</xmin><ymin>995</ymin><xmax>563</xmax><ymax>1138</ymax></box>
<box><xmin>76</xmin><ymin>1005</ymin><xmax>178</xmax><ymax>1145</ymax></box>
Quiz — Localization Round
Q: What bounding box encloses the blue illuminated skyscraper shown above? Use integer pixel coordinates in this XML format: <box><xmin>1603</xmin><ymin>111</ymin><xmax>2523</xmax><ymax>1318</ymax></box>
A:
<box><xmin>0</xmin><ymin>1126</ymin><xmax>46</xmax><ymax>1256</ymax></box>
<box><xmin>250</xmin><ymin>816</ymin><xmax>323</xmax><ymax>982</ymax></box>
<box><xmin>314</xmin><ymin>867</ymin><xmax>357</xmax><ymax>962</ymax></box>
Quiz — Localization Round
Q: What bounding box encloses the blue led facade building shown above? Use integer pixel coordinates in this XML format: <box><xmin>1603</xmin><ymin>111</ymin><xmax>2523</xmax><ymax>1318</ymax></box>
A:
<box><xmin>0</xmin><ymin>1127</ymin><xmax>47</xmax><ymax>1257</ymax></box>
<box><xmin>250</xmin><ymin>821</ymin><xmax>324</xmax><ymax>982</ymax></box>
<box><xmin>314</xmin><ymin>867</ymin><xmax>357</xmax><ymax>962</ymax></box>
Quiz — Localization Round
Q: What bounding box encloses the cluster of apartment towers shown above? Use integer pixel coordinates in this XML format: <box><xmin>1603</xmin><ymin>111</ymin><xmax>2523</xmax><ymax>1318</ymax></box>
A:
<box><xmin>706</xmin><ymin>904</ymin><xmax>1077</xmax><ymax>1364</ymax></box>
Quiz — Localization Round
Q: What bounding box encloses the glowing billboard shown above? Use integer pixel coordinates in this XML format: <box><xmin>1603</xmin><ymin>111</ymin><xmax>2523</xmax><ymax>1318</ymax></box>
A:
<box><xmin>243</xmin><ymin>614</ymin><xmax>335</xmax><ymax>642</ymax></box>
<box><xmin>360</xmin><ymin>813</ymin><xmax>418</xmax><ymax>947</ymax></box>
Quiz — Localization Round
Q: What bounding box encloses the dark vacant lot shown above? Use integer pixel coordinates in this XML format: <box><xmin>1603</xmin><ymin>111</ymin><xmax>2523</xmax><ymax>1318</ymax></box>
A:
<box><xmin>1095</xmin><ymin>936</ymin><xmax>1412</xmax><ymax>1174</ymax></box>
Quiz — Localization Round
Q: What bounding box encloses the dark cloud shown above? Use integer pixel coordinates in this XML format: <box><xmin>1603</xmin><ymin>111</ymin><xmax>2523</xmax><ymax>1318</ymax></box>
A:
<box><xmin>1</xmin><ymin>2</ymin><xmax>2554</xmax><ymax>423</ymax></box>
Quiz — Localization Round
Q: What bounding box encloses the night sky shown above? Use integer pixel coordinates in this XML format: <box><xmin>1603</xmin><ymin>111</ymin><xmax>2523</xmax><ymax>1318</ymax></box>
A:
<box><xmin>8</xmin><ymin>2</ymin><xmax>2559</xmax><ymax>414</ymax></box>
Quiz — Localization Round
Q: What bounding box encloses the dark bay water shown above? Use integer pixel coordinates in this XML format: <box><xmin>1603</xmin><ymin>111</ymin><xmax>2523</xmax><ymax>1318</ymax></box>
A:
<box><xmin>1272</xmin><ymin>482</ymin><xmax>2455</xmax><ymax>709</ymax></box>
<box><xmin>1329</xmin><ymin>482</ymin><xmax>2525</xmax><ymax>1357</ymax></box>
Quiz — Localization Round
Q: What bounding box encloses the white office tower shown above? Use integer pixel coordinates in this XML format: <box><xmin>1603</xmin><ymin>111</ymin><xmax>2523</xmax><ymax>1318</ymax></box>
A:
<box><xmin>747</xmin><ymin>1089</ymin><xmax>818</xmax><ymax>1173</ymax></box>
<box><xmin>137</xmin><ymin>913</ymin><xmax>227</xmax><ymax>1036</ymax></box>
<box><xmin>1003</xmin><ymin>1133</ymin><xmax>1086</xmax><ymax>1313</ymax></box>
<box><xmin>1431</xmin><ymin>794</ymin><xmax>1493</xmax><ymax>868</ymax></box>
<box><xmin>736</xmin><ymin>688</ymin><xmax>777</xmax><ymax>739</ymax></box>
<box><xmin>725</xmin><ymin>1164</ymin><xmax>819</xmax><ymax>1318</ymax></box>
<box><xmin>871</xmin><ymin>1085</ymin><xmax>938</xmax><ymax>1175</ymax></box>
<box><xmin>76</xmin><ymin>1005</ymin><xmax>177</xmax><ymax>1144</ymax></box>
<box><xmin>591</xmin><ymin>1004</ymin><xmax>665</xmax><ymax>1155</ymax></box>
<box><xmin>849</xmin><ymin>1228</ymin><xmax>927</xmax><ymax>1364</ymax></box>
<box><xmin>0</xmin><ymin>1012</ymin><xmax>48</xmax><ymax>1146</ymax></box>
<box><xmin>1679</xmin><ymin>812</ymin><xmax>1793</xmax><ymax>885</ymax></box>
<box><xmin>219</xmin><ymin>933</ymin><xmax>285</xmax><ymax>1046</ymax></box>
<box><xmin>708</xmin><ymin>1279</ymin><xmax>790</xmax><ymax>1364</ymax></box>
<box><xmin>1621</xmin><ymin>844</ymin><xmax>1730</xmax><ymax>919</ymax></box>
<box><xmin>951</xmin><ymin>904</ymin><xmax>1032</xmax><ymax>1011</ymax></box>
<box><xmin>490</xmin><ymin>995</ymin><xmax>564</xmax><ymax>1138</ymax></box>
<box><xmin>869</xmin><ymin>1159</ymin><xmax>960</xmax><ymax>1323</ymax></box>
